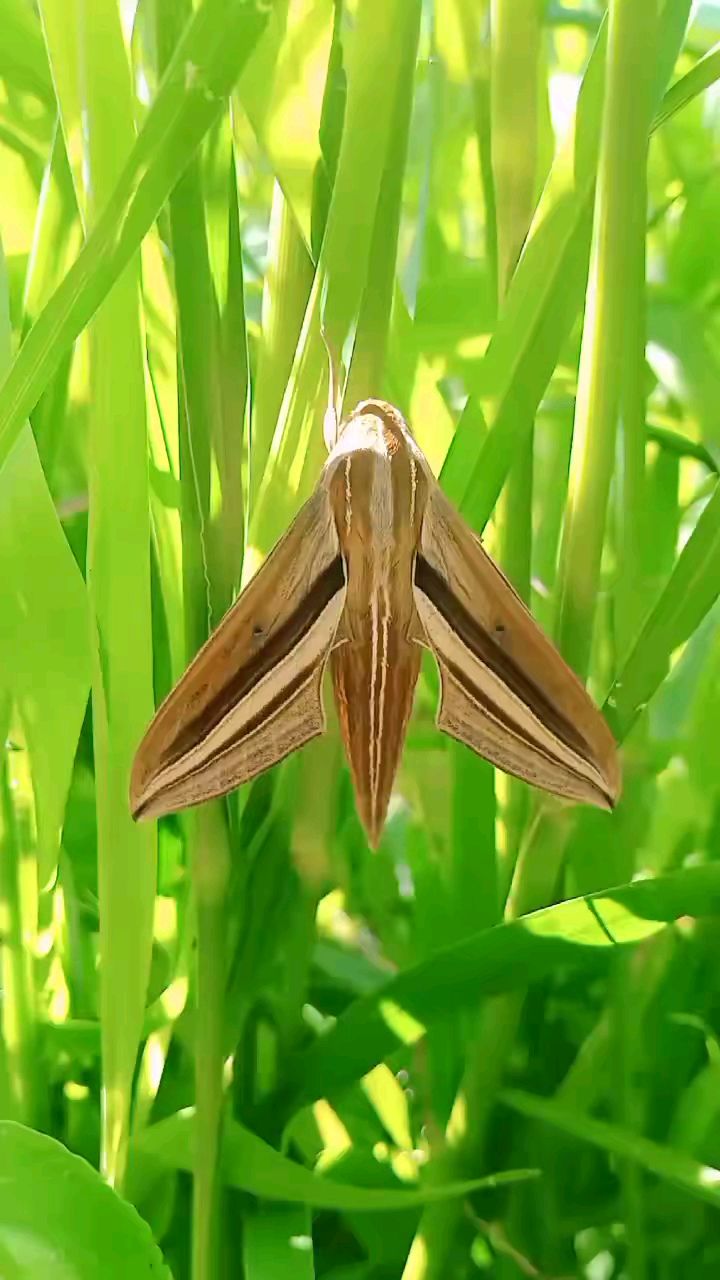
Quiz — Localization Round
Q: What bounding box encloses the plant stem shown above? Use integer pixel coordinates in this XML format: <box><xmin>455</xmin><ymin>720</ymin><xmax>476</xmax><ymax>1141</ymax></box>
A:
<box><xmin>555</xmin><ymin>0</ymin><xmax>659</xmax><ymax>680</ymax></box>
<box><xmin>0</xmin><ymin>711</ymin><xmax>37</xmax><ymax>1125</ymax></box>
<box><xmin>191</xmin><ymin>803</ymin><xmax>231</xmax><ymax>1280</ymax></box>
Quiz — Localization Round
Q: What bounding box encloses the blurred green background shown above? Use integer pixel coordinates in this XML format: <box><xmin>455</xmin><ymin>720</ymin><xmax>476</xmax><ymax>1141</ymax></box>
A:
<box><xmin>2</xmin><ymin>0</ymin><xmax>720</xmax><ymax>1276</ymax></box>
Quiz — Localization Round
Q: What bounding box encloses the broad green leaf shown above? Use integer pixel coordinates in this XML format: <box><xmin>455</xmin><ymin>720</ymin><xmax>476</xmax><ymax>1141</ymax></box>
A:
<box><xmin>0</xmin><ymin>1121</ymin><xmax>172</xmax><ymax>1278</ymax></box>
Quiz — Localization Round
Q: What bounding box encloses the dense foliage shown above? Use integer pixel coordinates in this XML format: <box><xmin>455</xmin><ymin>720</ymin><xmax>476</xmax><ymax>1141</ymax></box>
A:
<box><xmin>2</xmin><ymin>0</ymin><xmax>720</xmax><ymax>1276</ymax></box>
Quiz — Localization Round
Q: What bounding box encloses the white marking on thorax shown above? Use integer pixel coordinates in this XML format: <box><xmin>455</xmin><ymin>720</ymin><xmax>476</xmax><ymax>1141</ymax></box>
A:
<box><xmin>365</xmin><ymin>433</ymin><xmax>396</xmax><ymax>828</ymax></box>
<box><xmin>369</xmin><ymin>447</ymin><xmax>394</xmax><ymax>549</ymax></box>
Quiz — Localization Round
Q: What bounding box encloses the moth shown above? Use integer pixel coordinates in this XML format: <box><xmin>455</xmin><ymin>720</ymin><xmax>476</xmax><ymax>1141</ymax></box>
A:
<box><xmin>130</xmin><ymin>399</ymin><xmax>620</xmax><ymax>846</ymax></box>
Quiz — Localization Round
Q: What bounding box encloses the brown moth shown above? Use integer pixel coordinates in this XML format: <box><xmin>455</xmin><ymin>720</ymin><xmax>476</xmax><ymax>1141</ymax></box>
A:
<box><xmin>130</xmin><ymin>400</ymin><xmax>620</xmax><ymax>846</ymax></box>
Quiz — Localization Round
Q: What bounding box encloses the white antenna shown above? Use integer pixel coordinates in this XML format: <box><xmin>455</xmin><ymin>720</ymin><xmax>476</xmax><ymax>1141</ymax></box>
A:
<box><xmin>321</xmin><ymin>325</ymin><xmax>342</xmax><ymax>453</ymax></box>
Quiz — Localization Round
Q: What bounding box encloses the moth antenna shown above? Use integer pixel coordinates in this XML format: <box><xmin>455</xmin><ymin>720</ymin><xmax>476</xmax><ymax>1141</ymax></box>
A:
<box><xmin>321</xmin><ymin>325</ymin><xmax>342</xmax><ymax>452</ymax></box>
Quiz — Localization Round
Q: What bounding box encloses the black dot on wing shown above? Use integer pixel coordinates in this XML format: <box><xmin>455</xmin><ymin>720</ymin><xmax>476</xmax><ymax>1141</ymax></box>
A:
<box><xmin>252</xmin><ymin>623</ymin><xmax>265</xmax><ymax>639</ymax></box>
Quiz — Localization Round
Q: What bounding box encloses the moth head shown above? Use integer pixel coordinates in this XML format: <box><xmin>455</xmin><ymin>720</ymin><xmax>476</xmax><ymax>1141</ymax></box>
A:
<box><xmin>331</xmin><ymin>399</ymin><xmax>416</xmax><ymax>451</ymax></box>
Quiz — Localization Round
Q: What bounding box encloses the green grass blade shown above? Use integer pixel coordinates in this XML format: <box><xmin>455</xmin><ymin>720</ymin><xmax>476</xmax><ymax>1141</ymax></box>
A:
<box><xmin>344</xmin><ymin>0</ymin><xmax>420</xmax><ymax>406</ymax></box>
<box><xmin>0</xmin><ymin>0</ymin><xmax>270</xmax><ymax>477</ymax></box>
<box><xmin>250</xmin><ymin>0</ymin><xmax>421</xmax><ymax>556</ymax></box>
<box><xmin>490</xmin><ymin>0</ymin><xmax>540</xmax><ymax>296</ymax></box>
<box><xmin>441</xmin><ymin>2</ymin><xmax>694</xmax><ymax>527</ymax></box>
<box><xmin>439</xmin><ymin>16</ymin><xmax>608</xmax><ymax>515</ymax></box>
<box><xmin>236</xmin><ymin>0</ymin><xmax>334</xmax><ymax>249</ymax></box>
<box><xmin>554</xmin><ymin>0</ymin><xmax>659</xmax><ymax>678</ymax></box>
<box><xmin>607</xmin><ymin>480</ymin><xmax>720</xmax><ymax>740</ymax></box>
<box><xmin>655</xmin><ymin>39</ymin><xmax>720</xmax><ymax>128</ymax></box>
<box><xmin>0</xmin><ymin>243</ymin><xmax>90</xmax><ymax>893</ymax></box>
<box><xmin>21</xmin><ymin>122</ymin><xmax>78</xmax><ymax>333</ymax></box>
<box><xmin>249</xmin><ymin>183</ymin><xmax>313</xmax><ymax>518</ymax></box>
<box><xmin>156</xmin><ymin>7</ymin><xmax>238</xmax><ymax>1272</ymax></box>
<box><xmin>501</xmin><ymin>1087</ymin><xmax>720</xmax><ymax>1211</ymax></box>
<box><xmin>210</xmin><ymin>133</ymin><xmax>248</xmax><ymax>609</ymax></box>
<box><xmin>40</xmin><ymin>0</ymin><xmax>157</xmax><ymax>1188</ymax></box>
<box><xmin>3</xmin><ymin>5</ymin><xmax>720</xmax><ymax>1274</ymax></box>
<box><xmin>137</xmin><ymin>1110</ymin><xmax>536</xmax><ymax>1208</ymax></box>
<box><xmin>0</xmin><ymin>0</ymin><xmax>53</xmax><ymax>104</ymax></box>
<box><xmin>258</xmin><ymin>864</ymin><xmax>720</xmax><ymax>1124</ymax></box>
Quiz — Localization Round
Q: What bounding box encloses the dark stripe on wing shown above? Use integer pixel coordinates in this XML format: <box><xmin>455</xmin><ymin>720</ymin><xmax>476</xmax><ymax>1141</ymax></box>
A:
<box><xmin>167</xmin><ymin>557</ymin><xmax>345</xmax><ymax>766</ymax></box>
<box><xmin>415</xmin><ymin>556</ymin><xmax>589</xmax><ymax>762</ymax></box>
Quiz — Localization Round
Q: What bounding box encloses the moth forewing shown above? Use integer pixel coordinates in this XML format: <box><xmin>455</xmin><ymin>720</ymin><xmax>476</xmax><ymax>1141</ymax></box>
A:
<box><xmin>414</xmin><ymin>482</ymin><xmax>620</xmax><ymax>809</ymax></box>
<box><xmin>130</xmin><ymin>486</ymin><xmax>346</xmax><ymax>821</ymax></box>
<box><xmin>130</xmin><ymin>397</ymin><xmax>620</xmax><ymax>844</ymax></box>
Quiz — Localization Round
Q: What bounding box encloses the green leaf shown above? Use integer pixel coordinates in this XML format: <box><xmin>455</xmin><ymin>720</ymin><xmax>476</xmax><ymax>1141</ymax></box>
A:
<box><xmin>490</xmin><ymin>0</ymin><xmax>541</xmax><ymax>297</ymax></box>
<box><xmin>0</xmin><ymin>0</ymin><xmax>53</xmax><ymax>104</ymax></box>
<box><xmin>655</xmin><ymin>38</ymin><xmax>720</xmax><ymax>129</ymax></box>
<box><xmin>0</xmin><ymin>248</ymin><xmax>90</xmax><ymax>888</ymax></box>
<box><xmin>136</xmin><ymin>1110</ymin><xmax>535</xmax><ymax>1210</ymax></box>
<box><xmin>501</xmin><ymin>1087</ymin><xmax>720</xmax><ymax>1211</ymax></box>
<box><xmin>243</xmin><ymin>1205</ymin><xmax>315</xmax><ymax>1280</ymax></box>
<box><xmin>40</xmin><ymin>0</ymin><xmax>158</xmax><ymax>1187</ymax></box>
<box><xmin>607</xmin><ymin>479</ymin><xmax>720</xmax><ymax>739</ymax></box>
<box><xmin>441</xmin><ymin>1</ymin><xmax>694</xmax><ymax>526</ymax></box>
<box><xmin>439</xmin><ymin>16</ymin><xmax>609</xmax><ymax>515</ymax></box>
<box><xmin>0</xmin><ymin>1121</ymin><xmax>172</xmax><ymax>1278</ymax></box>
<box><xmin>554</xmin><ymin>0</ymin><xmax>659</xmax><ymax>678</ymax></box>
<box><xmin>0</xmin><ymin>0</ymin><xmax>270</xmax><ymax>477</ymax></box>
<box><xmin>236</xmin><ymin>0</ymin><xmax>334</xmax><ymax>249</ymax></box>
<box><xmin>265</xmin><ymin>864</ymin><xmax>720</xmax><ymax>1119</ymax></box>
<box><xmin>249</xmin><ymin>0</ymin><xmax>422</xmax><ymax>556</ymax></box>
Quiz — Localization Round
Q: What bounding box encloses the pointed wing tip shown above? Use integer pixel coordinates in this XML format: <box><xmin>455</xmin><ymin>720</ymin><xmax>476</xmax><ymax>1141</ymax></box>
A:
<box><xmin>130</xmin><ymin>792</ymin><xmax>153</xmax><ymax>822</ymax></box>
<box><xmin>130</xmin><ymin>777</ymin><xmax>186</xmax><ymax>823</ymax></box>
<box><xmin>595</xmin><ymin>751</ymin><xmax>622</xmax><ymax>812</ymax></box>
<box><xmin>129</xmin><ymin>776</ymin><xmax>155</xmax><ymax>823</ymax></box>
<box><xmin>129</xmin><ymin>749</ymin><xmax>163</xmax><ymax>822</ymax></box>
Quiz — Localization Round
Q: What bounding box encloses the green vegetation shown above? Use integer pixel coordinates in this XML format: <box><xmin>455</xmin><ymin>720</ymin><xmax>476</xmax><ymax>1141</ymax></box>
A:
<box><xmin>1</xmin><ymin>0</ymin><xmax>720</xmax><ymax>1275</ymax></box>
